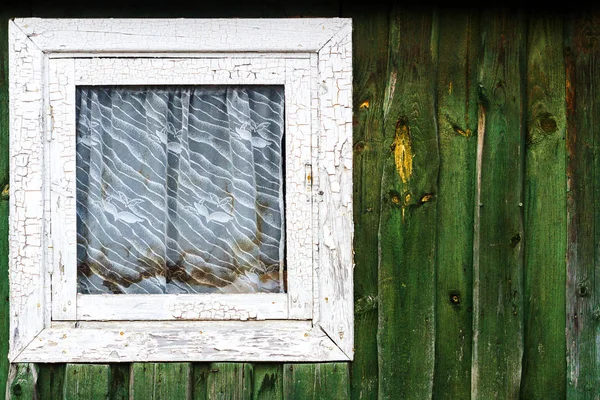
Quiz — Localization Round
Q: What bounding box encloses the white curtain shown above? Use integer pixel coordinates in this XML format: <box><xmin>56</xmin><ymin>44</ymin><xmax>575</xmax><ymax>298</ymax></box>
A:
<box><xmin>76</xmin><ymin>86</ymin><xmax>285</xmax><ymax>294</ymax></box>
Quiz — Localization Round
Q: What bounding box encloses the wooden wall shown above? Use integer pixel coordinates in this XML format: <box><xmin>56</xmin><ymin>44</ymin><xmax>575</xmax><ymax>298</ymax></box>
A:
<box><xmin>1</xmin><ymin>2</ymin><xmax>599</xmax><ymax>399</ymax></box>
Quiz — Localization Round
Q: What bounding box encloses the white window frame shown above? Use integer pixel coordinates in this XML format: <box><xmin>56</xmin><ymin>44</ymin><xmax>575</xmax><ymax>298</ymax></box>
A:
<box><xmin>8</xmin><ymin>18</ymin><xmax>353</xmax><ymax>363</ymax></box>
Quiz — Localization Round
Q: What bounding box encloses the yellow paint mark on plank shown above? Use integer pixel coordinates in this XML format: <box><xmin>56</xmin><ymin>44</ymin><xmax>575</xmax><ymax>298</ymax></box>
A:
<box><xmin>1</xmin><ymin>184</ymin><xmax>8</xmax><ymax>199</ymax></box>
<box><xmin>393</xmin><ymin>118</ymin><xmax>413</xmax><ymax>184</ymax></box>
<box><xmin>448</xmin><ymin>81</ymin><xmax>453</xmax><ymax>95</ymax></box>
<box><xmin>359</xmin><ymin>100</ymin><xmax>370</xmax><ymax>109</ymax></box>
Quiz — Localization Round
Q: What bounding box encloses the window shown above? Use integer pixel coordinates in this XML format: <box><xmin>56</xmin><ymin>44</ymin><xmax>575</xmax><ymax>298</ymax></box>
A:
<box><xmin>8</xmin><ymin>18</ymin><xmax>353</xmax><ymax>362</ymax></box>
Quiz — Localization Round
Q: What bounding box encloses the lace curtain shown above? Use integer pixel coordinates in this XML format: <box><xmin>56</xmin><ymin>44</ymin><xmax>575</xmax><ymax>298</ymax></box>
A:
<box><xmin>76</xmin><ymin>86</ymin><xmax>285</xmax><ymax>294</ymax></box>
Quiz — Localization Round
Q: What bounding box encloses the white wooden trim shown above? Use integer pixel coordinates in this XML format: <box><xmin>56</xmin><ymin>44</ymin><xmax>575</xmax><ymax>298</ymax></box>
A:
<box><xmin>74</xmin><ymin>57</ymin><xmax>287</xmax><ymax>85</ymax></box>
<box><xmin>49</xmin><ymin>58</ymin><xmax>77</xmax><ymax>320</ymax></box>
<box><xmin>284</xmin><ymin>58</ymin><xmax>314</xmax><ymax>319</ymax></box>
<box><xmin>15</xmin><ymin>321</ymin><xmax>347</xmax><ymax>362</ymax></box>
<box><xmin>9</xmin><ymin>17</ymin><xmax>353</xmax><ymax>363</ymax></box>
<box><xmin>76</xmin><ymin>293</ymin><xmax>288</xmax><ymax>321</ymax></box>
<box><xmin>8</xmin><ymin>20</ymin><xmax>46</xmax><ymax>361</ymax></box>
<box><xmin>316</xmin><ymin>24</ymin><xmax>354</xmax><ymax>358</ymax></box>
<box><xmin>13</xmin><ymin>18</ymin><xmax>351</xmax><ymax>53</ymax></box>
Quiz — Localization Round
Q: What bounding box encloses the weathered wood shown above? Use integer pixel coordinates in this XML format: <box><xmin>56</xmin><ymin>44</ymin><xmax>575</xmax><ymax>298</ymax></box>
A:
<box><xmin>433</xmin><ymin>10</ymin><xmax>479</xmax><ymax>400</ymax></box>
<box><xmin>206</xmin><ymin>363</ymin><xmax>252</xmax><ymax>400</ymax></box>
<box><xmin>252</xmin><ymin>364</ymin><xmax>283</xmax><ymax>400</ymax></box>
<box><xmin>347</xmin><ymin>6</ymin><xmax>389</xmax><ymax>400</ymax></box>
<box><xmin>471</xmin><ymin>10</ymin><xmax>525</xmax><ymax>399</ymax></box>
<box><xmin>377</xmin><ymin>7</ymin><xmax>439</xmax><ymax>399</ymax></box>
<box><xmin>6</xmin><ymin>364</ymin><xmax>38</xmax><ymax>400</ymax></box>
<box><xmin>37</xmin><ymin>365</ymin><xmax>66</xmax><ymax>400</ymax></box>
<box><xmin>192</xmin><ymin>364</ymin><xmax>211</xmax><ymax>400</ymax></box>
<box><xmin>63</xmin><ymin>364</ymin><xmax>111</xmax><ymax>399</ymax></box>
<box><xmin>520</xmin><ymin>13</ymin><xmax>567</xmax><ymax>400</ymax></box>
<box><xmin>283</xmin><ymin>363</ymin><xmax>350</xmax><ymax>400</ymax></box>
<box><xmin>0</xmin><ymin>199</ymin><xmax>9</xmax><ymax>400</ymax></box>
<box><xmin>109</xmin><ymin>364</ymin><xmax>130</xmax><ymax>400</ymax></box>
<box><xmin>131</xmin><ymin>363</ymin><xmax>192</xmax><ymax>399</ymax></box>
<box><xmin>565</xmin><ymin>10</ymin><xmax>600</xmax><ymax>398</ymax></box>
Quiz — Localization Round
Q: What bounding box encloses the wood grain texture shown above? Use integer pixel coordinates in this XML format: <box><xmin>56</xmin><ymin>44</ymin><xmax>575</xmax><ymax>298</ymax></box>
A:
<box><xmin>347</xmin><ymin>6</ymin><xmax>389</xmax><ymax>400</ymax></box>
<box><xmin>252</xmin><ymin>364</ymin><xmax>283</xmax><ymax>400</ymax></box>
<box><xmin>520</xmin><ymin>13</ymin><xmax>567</xmax><ymax>400</ymax></box>
<box><xmin>131</xmin><ymin>363</ymin><xmax>192</xmax><ymax>399</ymax></box>
<box><xmin>37</xmin><ymin>364</ymin><xmax>66</xmax><ymax>400</ymax></box>
<box><xmin>283</xmin><ymin>363</ymin><xmax>350</xmax><ymax>400</ymax></box>
<box><xmin>433</xmin><ymin>10</ymin><xmax>479</xmax><ymax>400</ymax></box>
<box><xmin>6</xmin><ymin>364</ymin><xmax>38</xmax><ymax>400</ymax></box>
<box><xmin>63</xmin><ymin>364</ymin><xmax>111</xmax><ymax>399</ymax></box>
<box><xmin>206</xmin><ymin>363</ymin><xmax>252</xmax><ymax>400</ymax></box>
<box><xmin>471</xmin><ymin>10</ymin><xmax>525</xmax><ymax>399</ymax></box>
<box><xmin>565</xmin><ymin>10</ymin><xmax>600</xmax><ymax>398</ymax></box>
<box><xmin>377</xmin><ymin>7</ymin><xmax>439</xmax><ymax>399</ymax></box>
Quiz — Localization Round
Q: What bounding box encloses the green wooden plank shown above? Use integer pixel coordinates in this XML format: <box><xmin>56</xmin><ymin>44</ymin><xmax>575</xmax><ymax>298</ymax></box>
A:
<box><xmin>38</xmin><ymin>364</ymin><xmax>66</xmax><ymax>400</ymax></box>
<box><xmin>377</xmin><ymin>7</ymin><xmax>439</xmax><ymax>399</ymax></box>
<box><xmin>433</xmin><ymin>9</ymin><xmax>479</xmax><ymax>400</ymax></box>
<box><xmin>192</xmin><ymin>364</ymin><xmax>210</xmax><ymax>400</ymax></box>
<box><xmin>109</xmin><ymin>364</ymin><xmax>130</xmax><ymax>400</ymax></box>
<box><xmin>283</xmin><ymin>363</ymin><xmax>349</xmax><ymax>400</ymax></box>
<box><xmin>64</xmin><ymin>364</ymin><xmax>111</xmax><ymax>399</ymax></box>
<box><xmin>565</xmin><ymin>11</ymin><xmax>600</xmax><ymax>399</ymax></box>
<box><xmin>471</xmin><ymin>10</ymin><xmax>526</xmax><ymax>399</ymax></box>
<box><xmin>206</xmin><ymin>363</ymin><xmax>252</xmax><ymax>400</ymax></box>
<box><xmin>520</xmin><ymin>13</ymin><xmax>567</xmax><ymax>400</ymax></box>
<box><xmin>131</xmin><ymin>363</ymin><xmax>192</xmax><ymax>400</ymax></box>
<box><xmin>6</xmin><ymin>364</ymin><xmax>38</xmax><ymax>400</ymax></box>
<box><xmin>346</xmin><ymin>6</ymin><xmax>389</xmax><ymax>400</ymax></box>
<box><xmin>252</xmin><ymin>364</ymin><xmax>282</xmax><ymax>400</ymax></box>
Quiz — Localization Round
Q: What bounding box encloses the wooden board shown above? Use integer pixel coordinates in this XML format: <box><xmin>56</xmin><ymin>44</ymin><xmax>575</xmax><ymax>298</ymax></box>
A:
<box><xmin>565</xmin><ymin>10</ymin><xmax>600</xmax><ymax>398</ymax></box>
<box><xmin>471</xmin><ymin>10</ymin><xmax>526</xmax><ymax>398</ymax></box>
<box><xmin>520</xmin><ymin>13</ymin><xmax>567</xmax><ymax>399</ymax></box>
<box><xmin>131</xmin><ymin>363</ymin><xmax>192</xmax><ymax>399</ymax></box>
<box><xmin>283</xmin><ymin>363</ymin><xmax>349</xmax><ymax>400</ymax></box>
<box><xmin>63</xmin><ymin>364</ymin><xmax>111</xmax><ymax>399</ymax></box>
<box><xmin>346</xmin><ymin>7</ymin><xmax>389</xmax><ymax>400</ymax></box>
<box><xmin>377</xmin><ymin>7</ymin><xmax>439</xmax><ymax>399</ymax></box>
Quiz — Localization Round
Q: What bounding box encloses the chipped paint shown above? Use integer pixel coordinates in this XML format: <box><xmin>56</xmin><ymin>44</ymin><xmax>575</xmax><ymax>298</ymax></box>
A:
<box><xmin>393</xmin><ymin>118</ymin><xmax>413</xmax><ymax>184</ymax></box>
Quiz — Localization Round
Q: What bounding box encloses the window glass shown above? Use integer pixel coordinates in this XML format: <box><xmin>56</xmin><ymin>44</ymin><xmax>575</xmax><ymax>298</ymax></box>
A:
<box><xmin>76</xmin><ymin>86</ymin><xmax>286</xmax><ymax>294</ymax></box>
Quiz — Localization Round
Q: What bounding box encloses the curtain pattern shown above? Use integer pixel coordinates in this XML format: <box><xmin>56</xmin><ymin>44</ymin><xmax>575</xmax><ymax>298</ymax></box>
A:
<box><xmin>76</xmin><ymin>86</ymin><xmax>285</xmax><ymax>294</ymax></box>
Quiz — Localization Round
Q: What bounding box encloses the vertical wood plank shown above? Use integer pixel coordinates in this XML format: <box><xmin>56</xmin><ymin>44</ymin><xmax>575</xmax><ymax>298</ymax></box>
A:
<box><xmin>109</xmin><ymin>364</ymin><xmax>130</xmax><ymax>400</ymax></box>
<box><xmin>130</xmin><ymin>363</ymin><xmax>192</xmax><ymax>400</ymax></box>
<box><xmin>520</xmin><ymin>13</ymin><xmax>567</xmax><ymax>400</ymax></box>
<box><xmin>346</xmin><ymin>5</ymin><xmax>390</xmax><ymax>400</ymax></box>
<box><xmin>377</xmin><ymin>7</ymin><xmax>439</xmax><ymax>399</ymax></box>
<box><xmin>206</xmin><ymin>363</ymin><xmax>252</xmax><ymax>400</ymax></box>
<box><xmin>252</xmin><ymin>364</ymin><xmax>283</xmax><ymax>400</ymax></box>
<box><xmin>192</xmin><ymin>364</ymin><xmax>210</xmax><ymax>400</ymax></box>
<box><xmin>565</xmin><ymin>10</ymin><xmax>600</xmax><ymax>399</ymax></box>
<box><xmin>283</xmin><ymin>363</ymin><xmax>349</xmax><ymax>400</ymax></box>
<box><xmin>6</xmin><ymin>364</ymin><xmax>38</xmax><ymax>400</ymax></box>
<box><xmin>64</xmin><ymin>364</ymin><xmax>111</xmax><ymax>399</ymax></box>
<box><xmin>471</xmin><ymin>9</ymin><xmax>526</xmax><ymax>399</ymax></box>
<box><xmin>38</xmin><ymin>364</ymin><xmax>66</xmax><ymax>400</ymax></box>
<box><xmin>433</xmin><ymin>9</ymin><xmax>479</xmax><ymax>400</ymax></box>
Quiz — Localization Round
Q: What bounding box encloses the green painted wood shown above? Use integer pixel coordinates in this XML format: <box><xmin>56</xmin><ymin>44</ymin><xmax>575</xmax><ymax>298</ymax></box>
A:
<box><xmin>109</xmin><ymin>364</ymin><xmax>130</xmax><ymax>400</ymax></box>
<box><xmin>37</xmin><ymin>365</ymin><xmax>66</xmax><ymax>400</ymax></box>
<box><xmin>377</xmin><ymin>7</ymin><xmax>439</xmax><ymax>399</ymax></box>
<box><xmin>283</xmin><ymin>363</ymin><xmax>349</xmax><ymax>400</ymax></box>
<box><xmin>471</xmin><ymin>10</ymin><xmax>526</xmax><ymax>399</ymax></box>
<box><xmin>63</xmin><ymin>364</ymin><xmax>111</xmax><ymax>399</ymax></box>
<box><xmin>432</xmin><ymin>10</ymin><xmax>479</xmax><ymax>400</ymax></box>
<box><xmin>192</xmin><ymin>364</ymin><xmax>210</xmax><ymax>400</ymax></box>
<box><xmin>520</xmin><ymin>13</ymin><xmax>567</xmax><ymax>400</ymax></box>
<box><xmin>6</xmin><ymin>364</ymin><xmax>38</xmax><ymax>400</ymax></box>
<box><xmin>252</xmin><ymin>364</ymin><xmax>282</xmax><ymax>400</ymax></box>
<box><xmin>565</xmin><ymin>11</ymin><xmax>600</xmax><ymax>399</ymax></box>
<box><xmin>347</xmin><ymin>7</ymin><xmax>389</xmax><ymax>400</ymax></box>
<box><xmin>206</xmin><ymin>363</ymin><xmax>252</xmax><ymax>400</ymax></box>
<box><xmin>130</xmin><ymin>363</ymin><xmax>192</xmax><ymax>399</ymax></box>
